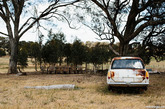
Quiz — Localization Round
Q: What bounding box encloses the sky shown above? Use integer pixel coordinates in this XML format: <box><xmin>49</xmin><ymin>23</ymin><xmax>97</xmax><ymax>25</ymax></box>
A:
<box><xmin>20</xmin><ymin>21</ymin><xmax>104</xmax><ymax>44</ymax></box>
<box><xmin>0</xmin><ymin>16</ymin><xmax>104</xmax><ymax>44</ymax></box>
<box><xmin>0</xmin><ymin>14</ymin><xmax>102</xmax><ymax>44</ymax></box>
<box><xmin>0</xmin><ymin>0</ymin><xmax>108</xmax><ymax>44</ymax></box>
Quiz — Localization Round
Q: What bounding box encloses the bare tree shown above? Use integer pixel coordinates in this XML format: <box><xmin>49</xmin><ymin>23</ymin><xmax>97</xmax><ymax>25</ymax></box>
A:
<box><xmin>72</xmin><ymin>0</ymin><xmax>165</xmax><ymax>56</ymax></box>
<box><xmin>0</xmin><ymin>0</ymin><xmax>80</xmax><ymax>74</ymax></box>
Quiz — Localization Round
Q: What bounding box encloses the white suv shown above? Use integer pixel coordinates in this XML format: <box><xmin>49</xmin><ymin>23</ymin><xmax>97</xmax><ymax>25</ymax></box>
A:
<box><xmin>107</xmin><ymin>57</ymin><xmax>149</xmax><ymax>90</ymax></box>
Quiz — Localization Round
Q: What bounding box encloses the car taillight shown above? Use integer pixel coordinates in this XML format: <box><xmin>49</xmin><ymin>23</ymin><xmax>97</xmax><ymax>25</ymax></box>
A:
<box><xmin>111</xmin><ymin>71</ymin><xmax>115</xmax><ymax>78</ymax></box>
<box><xmin>141</xmin><ymin>71</ymin><xmax>146</xmax><ymax>75</ymax></box>
<box><xmin>108</xmin><ymin>71</ymin><xmax>115</xmax><ymax>79</ymax></box>
<box><xmin>108</xmin><ymin>72</ymin><xmax>110</xmax><ymax>79</ymax></box>
<box><xmin>146</xmin><ymin>71</ymin><xmax>149</xmax><ymax>79</ymax></box>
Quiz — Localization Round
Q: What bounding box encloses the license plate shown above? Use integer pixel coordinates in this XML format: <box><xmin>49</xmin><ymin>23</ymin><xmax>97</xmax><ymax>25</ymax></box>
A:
<box><xmin>124</xmin><ymin>78</ymin><xmax>133</xmax><ymax>82</ymax></box>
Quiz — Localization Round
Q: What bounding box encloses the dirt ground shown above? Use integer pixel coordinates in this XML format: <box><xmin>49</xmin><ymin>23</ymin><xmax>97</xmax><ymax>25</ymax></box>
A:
<box><xmin>0</xmin><ymin>73</ymin><xmax>165</xmax><ymax>109</ymax></box>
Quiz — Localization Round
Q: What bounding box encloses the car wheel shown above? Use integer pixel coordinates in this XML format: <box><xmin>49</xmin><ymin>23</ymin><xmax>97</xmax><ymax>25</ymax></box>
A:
<box><xmin>143</xmin><ymin>86</ymin><xmax>148</xmax><ymax>91</ymax></box>
<box><xmin>108</xmin><ymin>85</ymin><xmax>111</xmax><ymax>91</ymax></box>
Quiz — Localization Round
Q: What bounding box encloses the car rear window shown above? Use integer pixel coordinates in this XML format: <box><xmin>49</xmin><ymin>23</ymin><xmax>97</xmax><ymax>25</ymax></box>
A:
<box><xmin>111</xmin><ymin>59</ymin><xmax>144</xmax><ymax>69</ymax></box>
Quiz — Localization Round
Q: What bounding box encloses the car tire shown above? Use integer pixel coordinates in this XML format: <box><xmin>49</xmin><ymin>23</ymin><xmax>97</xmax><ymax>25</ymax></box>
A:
<box><xmin>108</xmin><ymin>85</ymin><xmax>111</xmax><ymax>91</ymax></box>
<box><xmin>143</xmin><ymin>86</ymin><xmax>148</xmax><ymax>91</ymax></box>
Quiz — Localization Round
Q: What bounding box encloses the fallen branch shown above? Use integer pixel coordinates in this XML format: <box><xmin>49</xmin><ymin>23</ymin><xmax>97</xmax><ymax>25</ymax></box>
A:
<box><xmin>24</xmin><ymin>84</ymin><xmax>75</xmax><ymax>89</ymax></box>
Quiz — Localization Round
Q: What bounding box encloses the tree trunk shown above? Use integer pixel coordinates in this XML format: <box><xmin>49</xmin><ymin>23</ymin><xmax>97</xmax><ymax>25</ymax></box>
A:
<box><xmin>119</xmin><ymin>42</ymin><xmax>129</xmax><ymax>56</ymax></box>
<box><xmin>85</xmin><ymin>62</ymin><xmax>88</xmax><ymax>73</ymax></box>
<box><xmin>35</xmin><ymin>58</ymin><xmax>38</xmax><ymax>71</ymax></box>
<box><xmin>93</xmin><ymin>64</ymin><xmax>97</xmax><ymax>74</ymax></box>
<box><xmin>8</xmin><ymin>39</ymin><xmax>18</xmax><ymax>74</ymax></box>
<box><xmin>75</xmin><ymin>64</ymin><xmax>78</xmax><ymax>74</ymax></box>
<box><xmin>59</xmin><ymin>56</ymin><xmax>62</xmax><ymax>66</ymax></box>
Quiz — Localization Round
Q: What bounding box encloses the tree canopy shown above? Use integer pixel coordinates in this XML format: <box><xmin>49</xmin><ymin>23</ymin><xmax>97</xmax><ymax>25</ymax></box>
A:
<box><xmin>0</xmin><ymin>0</ymin><xmax>80</xmax><ymax>73</ymax></box>
<box><xmin>70</xmin><ymin>0</ymin><xmax>165</xmax><ymax>56</ymax></box>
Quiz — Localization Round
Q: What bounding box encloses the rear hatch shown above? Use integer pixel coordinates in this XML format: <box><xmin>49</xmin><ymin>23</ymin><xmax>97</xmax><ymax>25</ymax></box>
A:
<box><xmin>111</xmin><ymin>58</ymin><xmax>145</xmax><ymax>83</ymax></box>
<box><xmin>111</xmin><ymin>69</ymin><xmax>145</xmax><ymax>83</ymax></box>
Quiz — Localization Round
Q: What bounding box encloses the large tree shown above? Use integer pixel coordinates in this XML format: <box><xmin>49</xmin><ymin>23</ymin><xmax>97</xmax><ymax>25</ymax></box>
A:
<box><xmin>72</xmin><ymin>0</ymin><xmax>165</xmax><ymax>56</ymax></box>
<box><xmin>0</xmin><ymin>0</ymin><xmax>80</xmax><ymax>73</ymax></box>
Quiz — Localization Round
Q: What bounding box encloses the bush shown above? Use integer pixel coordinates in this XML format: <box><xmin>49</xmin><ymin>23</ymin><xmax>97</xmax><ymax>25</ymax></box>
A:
<box><xmin>17</xmin><ymin>48</ymin><xmax>28</xmax><ymax>71</ymax></box>
<box><xmin>0</xmin><ymin>49</ymin><xmax>6</xmax><ymax>57</ymax></box>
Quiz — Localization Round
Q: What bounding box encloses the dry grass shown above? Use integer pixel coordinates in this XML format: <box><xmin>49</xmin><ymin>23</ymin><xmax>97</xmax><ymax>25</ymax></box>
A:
<box><xmin>0</xmin><ymin>56</ymin><xmax>9</xmax><ymax>73</ymax></box>
<box><xmin>146</xmin><ymin>59</ymin><xmax>165</xmax><ymax>72</ymax></box>
<box><xmin>0</xmin><ymin>56</ymin><xmax>38</xmax><ymax>73</ymax></box>
<box><xmin>0</xmin><ymin>56</ymin><xmax>165</xmax><ymax>73</ymax></box>
<box><xmin>0</xmin><ymin>56</ymin><xmax>165</xmax><ymax>108</ymax></box>
<box><xmin>0</xmin><ymin>73</ymin><xmax>165</xmax><ymax>109</ymax></box>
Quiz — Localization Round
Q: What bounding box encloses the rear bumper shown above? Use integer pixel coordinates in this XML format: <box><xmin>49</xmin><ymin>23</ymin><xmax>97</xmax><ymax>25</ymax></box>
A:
<box><xmin>107</xmin><ymin>78</ymin><xmax>149</xmax><ymax>87</ymax></box>
<box><xmin>107</xmin><ymin>82</ymin><xmax>149</xmax><ymax>87</ymax></box>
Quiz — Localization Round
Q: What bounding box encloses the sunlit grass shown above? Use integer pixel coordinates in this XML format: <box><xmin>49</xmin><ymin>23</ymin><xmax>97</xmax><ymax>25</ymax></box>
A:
<box><xmin>0</xmin><ymin>56</ymin><xmax>37</xmax><ymax>73</ymax></box>
<box><xmin>0</xmin><ymin>55</ymin><xmax>165</xmax><ymax>73</ymax></box>
<box><xmin>0</xmin><ymin>73</ymin><xmax>165</xmax><ymax>109</ymax></box>
<box><xmin>146</xmin><ymin>59</ymin><xmax>165</xmax><ymax>72</ymax></box>
<box><xmin>0</xmin><ymin>55</ymin><xmax>165</xmax><ymax>108</ymax></box>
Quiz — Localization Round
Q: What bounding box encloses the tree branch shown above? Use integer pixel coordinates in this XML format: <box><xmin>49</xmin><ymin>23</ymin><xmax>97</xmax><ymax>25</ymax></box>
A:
<box><xmin>18</xmin><ymin>17</ymin><xmax>36</xmax><ymax>33</ymax></box>
<box><xmin>19</xmin><ymin>0</ymin><xmax>80</xmax><ymax>38</ymax></box>
<box><xmin>91</xmin><ymin>0</ymin><xmax>123</xmax><ymax>41</ymax></box>
<box><xmin>0</xmin><ymin>4</ymin><xmax>7</xmax><ymax>21</ymax></box>
<box><xmin>2</xmin><ymin>1</ymin><xmax>14</xmax><ymax>39</ymax></box>
<box><xmin>0</xmin><ymin>31</ymin><xmax>9</xmax><ymax>36</ymax></box>
<box><xmin>138</xmin><ymin>0</ymin><xmax>151</xmax><ymax>13</ymax></box>
<box><xmin>126</xmin><ymin>19</ymin><xmax>165</xmax><ymax>43</ymax></box>
<box><xmin>109</xmin><ymin>44</ymin><xmax>120</xmax><ymax>56</ymax></box>
<box><xmin>52</xmin><ymin>12</ymin><xmax>78</xmax><ymax>29</ymax></box>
